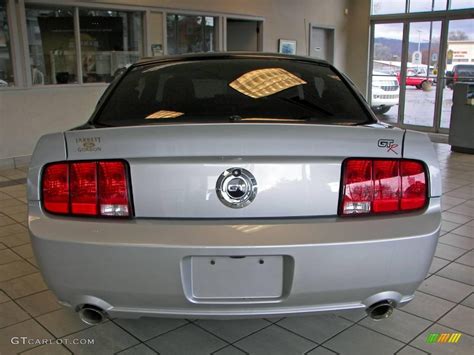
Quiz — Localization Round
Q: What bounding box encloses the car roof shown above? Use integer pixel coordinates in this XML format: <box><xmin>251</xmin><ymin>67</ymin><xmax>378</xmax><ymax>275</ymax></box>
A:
<box><xmin>134</xmin><ymin>52</ymin><xmax>330</xmax><ymax>67</ymax></box>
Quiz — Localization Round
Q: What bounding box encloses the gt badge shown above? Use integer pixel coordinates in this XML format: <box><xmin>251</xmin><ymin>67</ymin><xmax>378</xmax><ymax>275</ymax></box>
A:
<box><xmin>216</xmin><ymin>168</ymin><xmax>257</xmax><ymax>208</ymax></box>
<box><xmin>378</xmin><ymin>139</ymin><xmax>399</xmax><ymax>155</ymax></box>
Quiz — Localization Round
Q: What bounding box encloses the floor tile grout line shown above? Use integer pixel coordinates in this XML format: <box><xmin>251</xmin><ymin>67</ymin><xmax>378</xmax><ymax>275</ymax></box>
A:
<box><xmin>303</xmin><ymin>344</ymin><xmax>332</xmax><ymax>355</ymax></box>
<box><xmin>195</xmin><ymin>318</ymin><xmax>277</xmax><ymax>351</ymax></box>
<box><xmin>271</xmin><ymin>321</ymin><xmax>322</xmax><ymax>345</ymax></box>
<box><xmin>112</xmin><ymin>316</ymin><xmax>191</xmax><ymax>344</ymax></box>
<box><xmin>134</xmin><ymin>321</ymin><xmax>192</xmax><ymax>345</ymax></box>
<box><xmin>428</xmin><ymin>247</ymin><xmax>474</xmax><ymax>288</ymax></box>
<box><xmin>7</xmin><ymin>244</ymin><xmax>37</xmax><ymax>267</ymax></box>
<box><xmin>17</xmin><ymin>344</ymin><xmax>72</xmax><ymax>355</ymax></box>
<box><xmin>428</xmin><ymin>244</ymin><xmax>473</xmax><ymax>269</ymax></box>
<box><xmin>9</xmin><ymin>245</ymin><xmax>36</xmax><ymax>265</ymax></box>
<box><xmin>191</xmin><ymin>318</ymin><xmax>272</xmax><ymax>348</ymax></box>
<box><xmin>210</xmin><ymin>343</ymin><xmax>249</xmax><ymax>355</ymax></box>
<box><xmin>393</xmin><ymin>343</ymin><xmax>430</xmax><ymax>354</ymax></box>
<box><xmin>437</xmin><ymin>239</ymin><xmax>473</xmax><ymax>253</ymax></box>
<box><xmin>311</xmin><ymin>320</ymin><xmax>362</xmax><ymax>350</ymax></box>
<box><xmin>355</xmin><ymin>319</ymin><xmax>427</xmax><ymax>347</ymax></box>
<box><xmin>310</xmin><ymin>344</ymin><xmax>340</xmax><ymax>354</ymax></box>
<box><xmin>0</xmin><ymin>270</ymin><xmax>41</xmax><ymax>287</ymax></box>
<box><xmin>105</xmin><ymin>318</ymin><xmax>154</xmax><ymax>350</ymax></box>
<box><xmin>437</xmin><ymin>240</ymin><xmax>473</xmax><ymax>251</ymax></box>
<box><xmin>433</xmin><ymin>271</ymin><xmax>474</xmax><ymax>287</ymax></box>
<box><xmin>416</xmin><ymin>288</ymin><xmax>472</xmax><ymax>306</ymax></box>
<box><xmin>449</xmin><ymin>230</ymin><xmax>474</xmax><ymax>239</ymax></box>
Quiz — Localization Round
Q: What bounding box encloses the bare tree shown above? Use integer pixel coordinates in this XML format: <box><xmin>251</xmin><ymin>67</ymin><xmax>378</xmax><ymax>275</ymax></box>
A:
<box><xmin>448</xmin><ymin>30</ymin><xmax>468</xmax><ymax>41</ymax></box>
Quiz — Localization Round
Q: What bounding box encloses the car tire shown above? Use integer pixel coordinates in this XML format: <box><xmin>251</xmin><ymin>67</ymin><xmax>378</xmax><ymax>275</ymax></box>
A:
<box><xmin>416</xmin><ymin>84</ymin><xmax>422</xmax><ymax>89</ymax></box>
<box><xmin>372</xmin><ymin>106</ymin><xmax>391</xmax><ymax>115</ymax></box>
<box><xmin>421</xmin><ymin>80</ymin><xmax>433</xmax><ymax>91</ymax></box>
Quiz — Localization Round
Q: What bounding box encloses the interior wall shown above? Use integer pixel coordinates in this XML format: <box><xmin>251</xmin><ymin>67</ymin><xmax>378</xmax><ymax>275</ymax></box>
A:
<box><xmin>0</xmin><ymin>85</ymin><xmax>107</xmax><ymax>161</ymax></box>
<box><xmin>149</xmin><ymin>12</ymin><xmax>164</xmax><ymax>56</ymax></box>
<box><xmin>345</xmin><ymin>0</ymin><xmax>371</xmax><ymax>97</ymax></box>
<box><xmin>88</xmin><ymin>0</ymin><xmax>351</xmax><ymax>68</ymax></box>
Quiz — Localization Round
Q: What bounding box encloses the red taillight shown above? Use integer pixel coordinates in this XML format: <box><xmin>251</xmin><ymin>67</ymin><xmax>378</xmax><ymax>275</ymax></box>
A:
<box><xmin>340</xmin><ymin>159</ymin><xmax>427</xmax><ymax>216</ymax></box>
<box><xmin>98</xmin><ymin>162</ymin><xmax>130</xmax><ymax>216</ymax></box>
<box><xmin>42</xmin><ymin>160</ymin><xmax>131</xmax><ymax>217</ymax></box>
<box><xmin>42</xmin><ymin>163</ymin><xmax>69</xmax><ymax>214</ymax></box>
<box><xmin>70</xmin><ymin>162</ymin><xmax>97</xmax><ymax>215</ymax></box>
<box><xmin>400</xmin><ymin>161</ymin><xmax>427</xmax><ymax>211</ymax></box>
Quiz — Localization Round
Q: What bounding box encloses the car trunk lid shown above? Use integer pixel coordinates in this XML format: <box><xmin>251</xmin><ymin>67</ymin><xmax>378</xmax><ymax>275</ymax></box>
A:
<box><xmin>65</xmin><ymin>123</ymin><xmax>404</xmax><ymax>218</ymax></box>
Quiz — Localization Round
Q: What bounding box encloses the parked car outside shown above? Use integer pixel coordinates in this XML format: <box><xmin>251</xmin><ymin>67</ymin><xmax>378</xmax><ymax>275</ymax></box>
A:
<box><xmin>371</xmin><ymin>71</ymin><xmax>400</xmax><ymax>114</ymax></box>
<box><xmin>28</xmin><ymin>53</ymin><xmax>441</xmax><ymax>324</ymax></box>
<box><xmin>446</xmin><ymin>64</ymin><xmax>474</xmax><ymax>89</ymax></box>
<box><xmin>397</xmin><ymin>69</ymin><xmax>433</xmax><ymax>89</ymax></box>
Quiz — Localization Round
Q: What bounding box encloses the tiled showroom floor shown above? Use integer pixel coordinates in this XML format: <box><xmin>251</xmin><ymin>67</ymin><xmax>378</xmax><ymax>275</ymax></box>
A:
<box><xmin>0</xmin><ymin>142</ymin><xmax>473</xmax><ymax>355</ymax></box>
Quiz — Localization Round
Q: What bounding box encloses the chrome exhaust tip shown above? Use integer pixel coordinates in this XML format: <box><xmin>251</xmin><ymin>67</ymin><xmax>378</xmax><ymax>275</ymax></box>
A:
<box><xmin>366</xmin><ymin>300</ymin><xmax>395</xmax><ymax>320</ymax></box>
<box><xmin>78</xmin><ymin>305</ymin><xmax>106</xmax><ymax>325</ymax></box>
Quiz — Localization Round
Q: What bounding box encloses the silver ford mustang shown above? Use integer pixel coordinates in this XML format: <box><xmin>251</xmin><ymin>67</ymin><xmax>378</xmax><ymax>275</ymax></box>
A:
<box><xmin>27</xmin><ymin>53</ymin><xmax>441</xmax><ymax>325</ymax></box>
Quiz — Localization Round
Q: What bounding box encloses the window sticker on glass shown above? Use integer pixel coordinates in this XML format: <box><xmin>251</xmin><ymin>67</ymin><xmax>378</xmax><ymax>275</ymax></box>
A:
<box><xmin>229</xmin><ymin>68</ymin><xmax>306</xmax><ymax>99</ymax></box>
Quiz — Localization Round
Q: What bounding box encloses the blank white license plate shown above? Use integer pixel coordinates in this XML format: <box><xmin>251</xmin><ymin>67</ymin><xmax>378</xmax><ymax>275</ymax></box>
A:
<box><xmin>191</xmin><ymin>256</ymin><xmax>283</xmax><ymax>299</ymax></box>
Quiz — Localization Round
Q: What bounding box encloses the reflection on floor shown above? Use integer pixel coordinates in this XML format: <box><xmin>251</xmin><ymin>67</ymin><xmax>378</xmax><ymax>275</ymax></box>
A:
<box><xmin>0</xmin><ymin>143</ymin><xmax>473</xmax><ymax>354</ymax></box>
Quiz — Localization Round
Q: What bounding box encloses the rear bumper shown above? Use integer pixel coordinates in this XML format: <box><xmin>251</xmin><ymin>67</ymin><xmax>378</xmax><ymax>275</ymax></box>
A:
<box><xmin>28</xmin><ymin>199</ymin><xmax>441</xmax><ymax>319</ymax></box>
<box><xmin>371</xmin><ymin>97</ymin><xmax>399</xmax><ymax>107</ymax></box>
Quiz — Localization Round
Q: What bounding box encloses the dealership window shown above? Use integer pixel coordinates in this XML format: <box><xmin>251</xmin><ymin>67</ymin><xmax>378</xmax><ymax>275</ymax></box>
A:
<box><xmin>370</xmin><ymin>0</ymin><xmax>474</xmax><ymax>133</ymax></box>
<box><xmin>409</xmin><ymin>0</ymin><xmax>448</xmax><ymax>12</ymax></box>
<box><xmin>450</xmin><ymin>0</ymin><xmax>474</xmax><ymax>9</ymax></box>
<box><xmin>371</xmin><ymin>0</ymin><xmax>474</xmax><ymax>14</ymax></box>
<box><xmin>79</xmin><ymin>9</ymin><xmax>143</xmax><ymax>83</ymax></box>
<box><xmin>372</xmin><ymin>0</ymin><xmax>406</xmax><ymax>15</ymax></box>
<box><xmin>0</xmin><ymin>0</ymin><xmax>14</xmax><ymax>86</ymax></box>
<box><xmin>167</xmin><ymin>14</ymin><xmax>217</xmax><ymax>55</ymax></box>
<box><xmin>26</xmin><ymin>6</ymin><xmax>76</xmax><ymax>85</ymax></box>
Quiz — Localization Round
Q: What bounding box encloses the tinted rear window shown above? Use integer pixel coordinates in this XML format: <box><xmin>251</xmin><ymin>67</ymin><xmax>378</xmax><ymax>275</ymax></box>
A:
<box><xmin>94</xmin><ymin>58</ymin><xmax>374</xmax><ymax>127</ymax></box>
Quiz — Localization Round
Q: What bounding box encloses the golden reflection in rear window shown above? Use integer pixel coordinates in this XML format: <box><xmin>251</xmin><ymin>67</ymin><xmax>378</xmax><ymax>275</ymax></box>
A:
<box><xmin>229</xmin><ymin>68</ymin><xmax>306</xmax><ymax>99</ymax></box>
<box><xmin>145</xmin><ymin>110</ymin><xmax>184</xmax><ymax>119</ymax></box>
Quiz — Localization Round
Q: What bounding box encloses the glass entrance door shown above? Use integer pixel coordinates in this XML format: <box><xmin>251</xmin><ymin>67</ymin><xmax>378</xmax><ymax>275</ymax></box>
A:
<box><xmin>370</xmin><ymin>23</ymin><xmax>403</xmax><ymax>124</ymax></box>
<box><xmin>401</xmin><ymin>21</ymin><xmax>442</xmax><ymax>129</ymax></box>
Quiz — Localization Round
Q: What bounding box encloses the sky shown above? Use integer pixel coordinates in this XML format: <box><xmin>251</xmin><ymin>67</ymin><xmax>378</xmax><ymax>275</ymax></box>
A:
<box><xmin>374</xmin><ymin>19</ymin><xmax>474</xmax><ymax>41</ymax></box>
<box><xmin>372</xmin><ymin>0</ymin><xmax>474</xmax><ymax>14</ymax></box>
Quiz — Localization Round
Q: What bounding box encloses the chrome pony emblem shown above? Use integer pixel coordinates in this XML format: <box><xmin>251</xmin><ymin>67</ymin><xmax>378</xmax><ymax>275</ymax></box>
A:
<box><xmin>216</xmin><ymin>168</ymin><xmax>257</xmax><ymax>208</ymax></box>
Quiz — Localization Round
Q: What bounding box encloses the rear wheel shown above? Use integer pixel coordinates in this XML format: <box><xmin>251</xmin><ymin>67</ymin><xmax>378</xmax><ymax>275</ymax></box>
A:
<box><xmin>416</xmin><ymin>84</ymin><xmax>422</xmax><ymax>89</ymax></box>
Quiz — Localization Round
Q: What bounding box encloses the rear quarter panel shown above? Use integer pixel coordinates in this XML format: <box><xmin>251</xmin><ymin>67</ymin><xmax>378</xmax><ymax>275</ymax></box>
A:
<box><xmin>403</xmin><ymin>130</ymin><xmax>441</xmax><ymax>198</ymax></box>
<box><xmin>27</xmin><ymin>132</ymin><xmax>66</xmax><ymax>201</ymax></box>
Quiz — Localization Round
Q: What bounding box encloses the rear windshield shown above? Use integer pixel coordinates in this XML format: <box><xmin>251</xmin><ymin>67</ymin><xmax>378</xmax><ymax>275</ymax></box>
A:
<box><xmin>94</xmin><ymin>58</ymin><xmax>374</xmax><ymax>127</ymax></box>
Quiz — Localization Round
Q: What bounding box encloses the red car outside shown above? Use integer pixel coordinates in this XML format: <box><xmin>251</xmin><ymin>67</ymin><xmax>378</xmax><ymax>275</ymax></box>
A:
<box><xmin>396</xmin><ymin>69</ymin><xmax>433</xmax><ymax>89</ymax></box>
